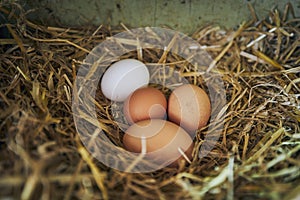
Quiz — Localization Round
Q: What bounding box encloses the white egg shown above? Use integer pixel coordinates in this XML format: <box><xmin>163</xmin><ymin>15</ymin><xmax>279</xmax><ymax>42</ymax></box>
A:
<box><xmin>101</xmin><ymin>59</ymin><xmax>150</xmax><ymax>102</ymax></box>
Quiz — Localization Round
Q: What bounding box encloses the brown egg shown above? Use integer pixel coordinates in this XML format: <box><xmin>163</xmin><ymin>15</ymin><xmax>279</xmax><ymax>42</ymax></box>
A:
<box><xmin>168</xmin><ymin>84</ymin><xmax>211</xmax><ymax>134</ymax></box>
<box><xmin>123</xmin><ymin>87</ymin><xmax>167</xmax><ymax>124</ymax></box>
<box><xmin>123</xmin><ymin>119</ymin><xmax>194</xmax><ymax>167</ymax></box>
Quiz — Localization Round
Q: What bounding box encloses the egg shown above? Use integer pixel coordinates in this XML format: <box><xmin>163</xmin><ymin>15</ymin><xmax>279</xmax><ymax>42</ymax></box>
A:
<box><xmin>123</xmin><ymin>87</ymin><xmax>167</xmax><ymax>124</ymax></box>
<box><xmin>123</xmin><ymin>119</ymin><xmax>194</xmax><ymax>167</ymax></box>
<box><xmin>101</xmin><ymin>59</ymin><xmax>149</xmax><ymax>102</ymax></box>
<box><xmin>168</xmin><ymin>84</ymin><xmax>211</xmax><ymax>134</ymax></box>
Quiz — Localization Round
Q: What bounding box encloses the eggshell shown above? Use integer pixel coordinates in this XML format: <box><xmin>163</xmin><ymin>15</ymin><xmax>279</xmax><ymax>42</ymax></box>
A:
<box><xmin>123</xmin><ymin>87</ymin><xmax>167</xmax><ymax>124</ymax></box>
<box><xmin>101</xmin><ymin>59</ymin><xmax>149</xmax><ymax>102</ymax></box>
<box><xmin>123</xmin><ymin>119</ymin><xmax>194</xmax><ymax>166</ymax></box>
<box><xmin>168</xmin><ymin>84</ymin><xmax>211</xmax><ymax>134</ymax></box>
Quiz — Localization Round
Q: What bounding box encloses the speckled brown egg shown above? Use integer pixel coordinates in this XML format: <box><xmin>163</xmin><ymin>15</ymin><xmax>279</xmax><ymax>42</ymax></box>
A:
<box><xmin>168</xmin><ymin>84</ymin><xmax>211</xmax><ymax>134</ymax></box>
<box><xmin>123</xmin><ymin>119</ymin><xmax>194</xmax><ymax>167</ymax></box>
<box><xmin>123</xmin><ymin>87</ymin><xmax>167</xmax><ymax>124</ymax></box>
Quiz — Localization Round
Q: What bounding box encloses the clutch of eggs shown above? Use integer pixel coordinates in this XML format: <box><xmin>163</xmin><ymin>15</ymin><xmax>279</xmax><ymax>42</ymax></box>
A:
<box><xmin>100</xmin><ymin>59</ymin><xmax>211</xmax><ymax>167</ymax></box>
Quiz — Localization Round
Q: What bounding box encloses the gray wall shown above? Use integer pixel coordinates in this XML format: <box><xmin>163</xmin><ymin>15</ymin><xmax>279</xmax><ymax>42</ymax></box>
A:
<box><xmin>24</xmin><ymin>0</ymin><xmax>300</xmax><ymax>34</ymax></box>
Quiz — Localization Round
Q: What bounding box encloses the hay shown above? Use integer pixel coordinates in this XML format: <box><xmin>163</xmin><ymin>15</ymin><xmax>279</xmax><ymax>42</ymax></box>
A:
<box><xmin>0</xmin><ymin>2</ymin><xmax>300</xmax><ymax>200</ymax></box>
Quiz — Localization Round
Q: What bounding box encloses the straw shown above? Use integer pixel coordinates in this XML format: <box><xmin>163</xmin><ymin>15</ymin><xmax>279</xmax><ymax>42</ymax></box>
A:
<box><xmin>0</xmin><ymin>2</ymin><xmax>299</xmax><ymax>200</ymax></box>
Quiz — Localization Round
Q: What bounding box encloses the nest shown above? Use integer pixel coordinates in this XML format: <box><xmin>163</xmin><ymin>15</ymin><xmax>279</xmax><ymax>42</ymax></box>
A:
<box><xmin>1</xmin><ymin>2</ymin><xmax>300</xmax><ymax>200</ymax></box>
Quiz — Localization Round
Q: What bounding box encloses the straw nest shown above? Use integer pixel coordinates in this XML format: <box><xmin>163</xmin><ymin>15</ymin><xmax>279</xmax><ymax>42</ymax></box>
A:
<box><xmin>0</xmin><ymin>2</ymin><xmax>299</xmax><ymax>200</ymax></box>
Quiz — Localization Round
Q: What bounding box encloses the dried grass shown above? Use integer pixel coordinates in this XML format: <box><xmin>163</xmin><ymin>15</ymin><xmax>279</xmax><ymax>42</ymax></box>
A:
<box><xmin>0</xmin><ymin>2</ymin><xmax>299</xmax><ymax>200</ymax></box>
